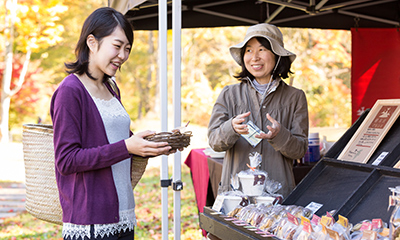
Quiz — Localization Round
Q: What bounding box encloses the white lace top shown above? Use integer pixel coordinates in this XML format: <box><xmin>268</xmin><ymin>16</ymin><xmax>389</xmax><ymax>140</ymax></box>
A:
<box><xmin>62</xmin><ymin>94</ymin><xmax>136</xmax><ymax>240</ymax></box>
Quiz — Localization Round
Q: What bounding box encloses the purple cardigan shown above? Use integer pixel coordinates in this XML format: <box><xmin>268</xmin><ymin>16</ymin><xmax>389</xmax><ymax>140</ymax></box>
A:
<box><xmin>50</xmin><ymin>74</ymin><xmax>132</xmax><ymax>225</ymax></box>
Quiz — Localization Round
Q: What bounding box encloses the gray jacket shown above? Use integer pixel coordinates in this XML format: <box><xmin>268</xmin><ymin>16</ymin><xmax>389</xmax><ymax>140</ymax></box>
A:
<box><xmin>207</xmin><ymin>78</ymin><xmax>309</xmax><ymax>197</ymax></box>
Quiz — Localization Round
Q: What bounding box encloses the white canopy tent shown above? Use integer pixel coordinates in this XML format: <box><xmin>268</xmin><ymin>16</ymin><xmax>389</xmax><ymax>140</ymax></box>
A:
<box><xmin>109</xmin><ymin>1</ymin><xmax>184</xmax><ymax>239</ymax></box>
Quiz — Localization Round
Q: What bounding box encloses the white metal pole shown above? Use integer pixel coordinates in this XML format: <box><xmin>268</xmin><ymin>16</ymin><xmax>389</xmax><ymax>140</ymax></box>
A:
<box><xmin>172</xmin><ymin>0</ymin><xmax>182</xmax><ymax>240</ymax></box>
<box><xmin>172</xmin><ymin>0</ymin><xmax>182</xmax><ymax>239</ymax></box>
<box><xmin>159</xmin><ymin>0</ymin><xmax>169</xmax><ymax>240</ymax></box>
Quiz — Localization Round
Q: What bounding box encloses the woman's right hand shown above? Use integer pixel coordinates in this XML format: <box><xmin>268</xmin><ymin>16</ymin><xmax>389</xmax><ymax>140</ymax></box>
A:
<box><xmin>232</xmin><ymin>111</ymin><xmax>251</xmax><ymax>135</ymax></box>
<box><xmin>125</xmin><ymin>130</ymin><xmax>173</xmax><ymax>157</ymax></box>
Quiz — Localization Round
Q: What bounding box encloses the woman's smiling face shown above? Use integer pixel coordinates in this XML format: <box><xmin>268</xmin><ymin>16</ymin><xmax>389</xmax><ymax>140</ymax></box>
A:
<box><xmin>89</xmin><ymin>26</ymin><xmax>131</xmax><ymax>79</ymax></box>
<box><xmin>243</xmin><ymin>37</ymin><xmax>276</xmax><ymax>84</ymax></box>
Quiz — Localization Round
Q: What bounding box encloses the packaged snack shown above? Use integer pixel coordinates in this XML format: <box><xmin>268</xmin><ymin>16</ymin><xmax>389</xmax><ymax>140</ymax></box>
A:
<box><xmin>237</xmin><ymin>204</ymin><xmax>257</xmax><ymax>222</ymax></box>
<box><xmin>296</xmin><ymin>216</ymin><xmax>314</xmax><ymax>240</ymax></box>
<box><xmin>237</xmin><ymin>152</ymin><xmax>268</xmax><ymax>196</ymax></box>
<box><xmin>222</xmin><ymin>193</ymin><xmax>249</xmax><ymax>215</ymax></box>
<box><xmin>312</xmin><ymin>223</ymin><xmax>329</xmax><ymax>240</ymax></box>
<box><xmin>331</xmin><ymin>215</ymin><xmax>351</xmax><ymax>240</ymax></box>
<box><xmin>275</xmin><ymin>212</ymin><xmax>301</xmax><ymax>240</ymax></box>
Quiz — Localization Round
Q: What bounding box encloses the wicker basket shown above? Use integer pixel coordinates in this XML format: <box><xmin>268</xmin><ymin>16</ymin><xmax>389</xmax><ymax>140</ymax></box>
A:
<box><xmin>22</xmin><ymin>124</ymin><xmax>63</xmax><ymax>225</ymax></box>
<box><xmin>22</xmin><ymin>123</ymin><xmax>148</xmax><ymax>225</ymax></box>
<box><xmin>144</xmin><ymin>131</ymin><xmax>192</xmax><ymax>150</ymax></box>
<box><xmin>131</xmin><ymin>156</ymin><xmax>148</xmax><ymax>189</ymax></box>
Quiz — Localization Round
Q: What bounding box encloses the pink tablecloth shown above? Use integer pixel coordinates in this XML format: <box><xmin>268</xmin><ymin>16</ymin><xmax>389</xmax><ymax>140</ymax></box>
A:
<box><xmin>184</xmin><ymin>148</ymin><xmax>210</xmax><ymax>237</ymax></box>
<box><xmin>184</xmin><ymin>148</ymin><xmax>209</xmax><ymax>214</ymax></box>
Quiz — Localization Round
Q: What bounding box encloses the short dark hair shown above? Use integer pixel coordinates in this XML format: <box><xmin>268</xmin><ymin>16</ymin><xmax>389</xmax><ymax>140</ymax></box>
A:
<box><xmin>234</xmin><ymin>37</ymin><xmax>293</xmax><ymax>81</ymax></box>
<box><xmin>65</xmin><ymin>7</ymin><xmax>134</xmax><ymax>81</ymax></box>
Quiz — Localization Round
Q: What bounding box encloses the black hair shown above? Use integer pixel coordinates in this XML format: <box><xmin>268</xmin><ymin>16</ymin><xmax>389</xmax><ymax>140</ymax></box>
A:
<box><xmin>234</xmin><ymin>37</ymin><xmax>293</xmax><ymax>81</ymax></box>
<box><xmin>65</xmin><ymin>7</ymin><xmax>134</xmax><ymax>81</ymax></box>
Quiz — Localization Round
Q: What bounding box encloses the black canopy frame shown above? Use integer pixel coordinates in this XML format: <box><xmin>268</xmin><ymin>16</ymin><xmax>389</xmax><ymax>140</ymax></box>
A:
<box><xmin>122</xmin><ymin>0</ymin><xmax>400</xmax><ymax>30</ymax></box>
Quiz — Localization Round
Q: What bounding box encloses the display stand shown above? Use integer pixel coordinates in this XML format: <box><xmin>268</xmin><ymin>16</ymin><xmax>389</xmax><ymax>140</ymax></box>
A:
<box><xmin>283</xmin><ymin>158</ymin><xmax>400</xmax><ymax>224</ymax></box>
<box><xmin>201</xmin><ymin>102</ymin><xmax>400</xmax><ymax>239</ymax></box>
<box><xmin>287</xmin><ymin>106</ymin><xmax>400</xmax><ymax>224</ymax></box>
<box><xmin>326</xmin><ymin>108</ymin><xmax>400</xmax><ymax>167</ymax></box>
<box><xmin>338</xmin><ymin>99</ymin><xmax>400</xmax><ymax>164</ymax></box>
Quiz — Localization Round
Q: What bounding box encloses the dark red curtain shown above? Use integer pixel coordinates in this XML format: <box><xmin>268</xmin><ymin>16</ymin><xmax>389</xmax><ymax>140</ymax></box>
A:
<box><xmin>351</xmin><ymin>28</ymin><xmax>400</xmax><ymax>123</ymax></box>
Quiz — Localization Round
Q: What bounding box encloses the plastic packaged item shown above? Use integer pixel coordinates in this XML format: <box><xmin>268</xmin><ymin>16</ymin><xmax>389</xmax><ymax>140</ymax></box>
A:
<box><xmin>312</xmin><ymin>223</ymin><xmax>329</xmax><ymax>240</ymax></box>
<box><xmin>223</xmin><ymin>195</ymin><xmax>249</xmax><ymax>215</ymax></box>
<box><xmin>320</xmin><ymin>135</ymin><xmax>329</xmax><ymax>158</ymax></box>
<box><xmin>238</xmin><ymin>171</ymin><xmax>267</xmax><ymax>196</ymax></box>
<box><xmin>258</xmin><ymin>215</ymin><xmax>276</xmax><ymax>231</ymax></box>
<box><xmin>295</xmin><ymin>216</ymin><xmax>314</xmax><ymax>240</ymax></box>
<box><xmin>331</xmin><ymin>215</ymin><xmax>351</xmax><ymax>240</ymax></box>
<box><xmin>254</xmin><ymin>195</ymin><xmax>276</xmax><ymax>206</ymax></box>
<box><xmin>237</xmin><ymin>152</ymin><xmax>267</xmax><ymax>196</ymax></box>
<box><xmin>389</xmin><ymin>186</ymin><xmax>400</xmax><ymax>240</ymax></box>
<box><xmin>237</xmin><ymin>204</ymin><xmax>257</xmax><ymax>222</ymax></box>
<box><xmin>274</xmin><ymin>211</ymin><xmax>301</xmax><ymax>239</ymax></box>
<box><xmin>265</xmin><ymin>177</ymin><xmax>282</xmax><ymax>194</ymax></box>
<box><xmin>214</xmin><ymin>177</ymin><xmax>249</xmax><ymax>214</ymax></box>
<box><xmin>351</xmin><ymin>219</ymin><xmax>388</xmax><ymax>240</ymax></box>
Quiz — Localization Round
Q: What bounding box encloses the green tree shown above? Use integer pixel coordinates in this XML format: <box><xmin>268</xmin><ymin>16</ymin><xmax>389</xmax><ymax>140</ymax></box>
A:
<box><xmin>180</xmin><ymin>27</ymin><xmax>245</xmax><ymax>126</ymax></box>
<box><xmin>36</xmin><ymin>0</ymin><xmax>106</xmax><ymax>84</ymax></box>
<box><xmin>283</xmin><ymin>28</ymin><xmax>352</xmax><ymax>127</ymax></box>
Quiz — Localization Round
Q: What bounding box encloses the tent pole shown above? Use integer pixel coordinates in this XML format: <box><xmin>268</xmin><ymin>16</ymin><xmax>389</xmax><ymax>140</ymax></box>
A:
<box><xmin>159</xmin><ymin>0</ymin><xmax>169</xmax><ymax>240</ymax></box>
<box><xmin>172</xmin><ymin>0</ymin><xmax>182</xmax><ymax>239</ymax></box>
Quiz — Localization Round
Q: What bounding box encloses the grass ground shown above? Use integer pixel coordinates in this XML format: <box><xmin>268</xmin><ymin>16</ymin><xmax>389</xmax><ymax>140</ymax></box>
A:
<box><xmin>0</xmin><ymin>165</ymin><xmax>203</xmax><ymax>240</ymax></box>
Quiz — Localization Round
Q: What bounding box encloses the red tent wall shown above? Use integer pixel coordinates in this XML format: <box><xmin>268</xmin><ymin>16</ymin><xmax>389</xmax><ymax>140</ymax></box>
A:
<box><xmin>351</xmin><ymin>28</ymin><xmax>400</xmax><ymax>123</ymax></box>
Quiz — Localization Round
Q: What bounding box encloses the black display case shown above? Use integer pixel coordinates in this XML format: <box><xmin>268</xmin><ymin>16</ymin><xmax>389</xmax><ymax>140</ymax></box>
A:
<box><xmin>283</xmin><ymin>158</ymin><xmax>400</xmax><ymax>224</ymax></box>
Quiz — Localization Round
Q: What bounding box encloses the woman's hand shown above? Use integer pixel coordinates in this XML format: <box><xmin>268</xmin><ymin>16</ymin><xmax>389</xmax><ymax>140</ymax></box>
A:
<box><xmin>125</xmin><ymin>130</ymin><xmax>174</xmax><ymax>157</ymax></box>
<box><xmin>256</xmin><ymin>113</ymin><xmax>281</xmax><ymax>139</ymax></box>
<box><xmin>232</xmin><ymin>111</ymin><xmax>251</xmax><ymax>134</ymax></box>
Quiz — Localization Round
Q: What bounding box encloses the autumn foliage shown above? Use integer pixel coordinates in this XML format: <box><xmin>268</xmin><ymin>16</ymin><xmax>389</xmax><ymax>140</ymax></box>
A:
<box><xmin>1</xmin><ymin>1</ymin><xmax>352</xmax><ymax>140</ymax></box>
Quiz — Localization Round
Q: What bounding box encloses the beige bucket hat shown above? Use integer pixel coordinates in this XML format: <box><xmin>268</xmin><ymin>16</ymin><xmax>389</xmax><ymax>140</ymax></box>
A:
<box><xmin>230</xmin><ymin>23</ymin><xmax>296</xmax><ymax>66</ymax></box>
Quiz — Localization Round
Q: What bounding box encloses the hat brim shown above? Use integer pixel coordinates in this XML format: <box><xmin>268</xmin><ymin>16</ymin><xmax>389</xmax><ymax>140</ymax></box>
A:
<box><xmin>230</xmin><ymin>34</ymin><xmax>296</xmax><ymax>66</ymax></box>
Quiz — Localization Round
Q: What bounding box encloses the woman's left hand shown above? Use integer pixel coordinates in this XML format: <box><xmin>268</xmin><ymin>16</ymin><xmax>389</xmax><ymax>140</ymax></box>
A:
<box><xmin>125</xmin><ymin>130</ymin><xmax>174</xmax><ymax>157</ymax></box>
<box><xmin>255</xmin><ymin>113</ymin><xmax>281</xmax><ymax>139</ymax></box>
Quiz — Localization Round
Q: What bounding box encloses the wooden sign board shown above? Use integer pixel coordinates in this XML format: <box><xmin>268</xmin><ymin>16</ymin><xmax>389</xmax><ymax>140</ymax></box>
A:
<box><xmin>338</xmin><ymin>99</ymin><xmax>400</xmax><ymax>164</ymax></box>
<box><xmin>394</xmin><ymin>161</ymin><xmax>400</xmax><ymax>169</ymax></box>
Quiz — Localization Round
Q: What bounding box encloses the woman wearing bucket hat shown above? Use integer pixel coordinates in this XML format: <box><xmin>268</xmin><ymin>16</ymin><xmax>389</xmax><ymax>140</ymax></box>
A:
<box><xmin>208</xmin><ymin>23</ymin><xmax>309</xmax><ymax>199</ymax></box>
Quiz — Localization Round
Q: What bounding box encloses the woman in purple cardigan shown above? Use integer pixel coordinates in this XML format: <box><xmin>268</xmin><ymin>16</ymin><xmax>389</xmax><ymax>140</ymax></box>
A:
<box><xmin>50</xmin><ymin>7</ymin><xmax>173</xmax><ymax>240</ymax></box>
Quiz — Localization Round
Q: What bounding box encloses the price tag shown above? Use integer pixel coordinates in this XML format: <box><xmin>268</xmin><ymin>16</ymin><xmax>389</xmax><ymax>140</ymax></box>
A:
<box><xmin>212</xmin><ymin>195</ymin><xmax>224</xmax><ymax>212</ymax></box>
<box><xmin>287</xmin><ymin>212</ymin><xmax>299</xmax><ymax>225</ymax></box>
<box><xmin>301</xmin><ymin>217</ymin><xmax>312</xmax><ymax>234</ymax></box>
<box><xmin>372</xmin><ymin>219</ymin><xmax>383</xmax><ymax>229</ymax></box>
<box><xmin>311</xmin><ymin>214</ymin><xmax>321</xmax><ymax>226</ymax></box>
<box><xmin>305</xmin><ymin>201</ymin><xmax>323</xmax><ymax>215</ymax></box>
<box><xmin>338</xmin><ymin>215</ymin><xmax>349</xmax><ymax>228</ymax></box>
<box><xmin>360</xmin><ymin>221</ymin><xmax>372</xmax><ymax>231</ymax></box>
<box><xmin>372</xmin><ymin>152</ymin><xmax>388</xmax><ymax>165</ymax></box>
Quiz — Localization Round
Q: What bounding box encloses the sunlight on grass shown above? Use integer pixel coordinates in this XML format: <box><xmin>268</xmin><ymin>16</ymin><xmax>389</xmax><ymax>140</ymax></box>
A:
<box><xmin>0</xmin><ymin>213</ymin><xmax>63</xmax><ymax>239</ymax></box>
<box><xmin>134</xmin><ymin>165</ymin><xmax>203</xmax><ymax>239</ymax></box>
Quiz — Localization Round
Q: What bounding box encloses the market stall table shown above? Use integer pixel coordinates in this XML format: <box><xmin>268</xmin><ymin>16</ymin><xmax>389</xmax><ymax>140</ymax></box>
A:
<box><xmin>184</xmin><ymin>148</ymin><xmax>221</xmax><ymax>215</ymax></box>
<box><xmin>184</xmin><ymin>148</ymin><xmax>315</xmax><ymax>215</ymax></box>
<box><xmin>184</xmin><ymin>148</ymin><xmax>223</xmax><ymax>236</ymax></box>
